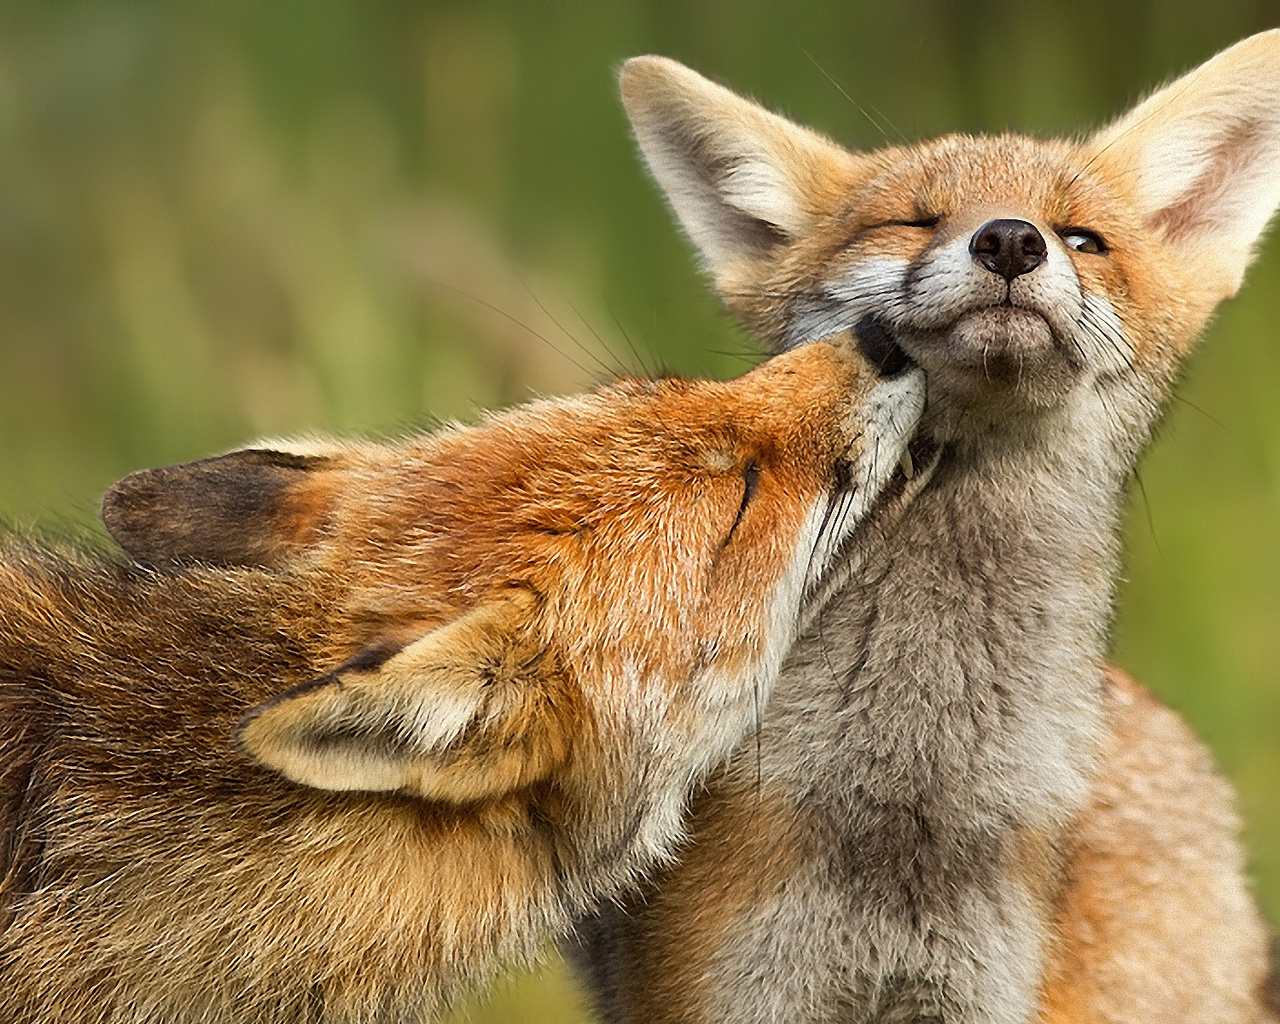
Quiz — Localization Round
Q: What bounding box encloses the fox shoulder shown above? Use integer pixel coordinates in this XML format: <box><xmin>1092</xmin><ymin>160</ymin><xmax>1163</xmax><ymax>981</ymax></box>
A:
<box><xmin>1040</xmin><ymin>668</ymin><xmax>1271</xmax><ymax>1024</ymax></box>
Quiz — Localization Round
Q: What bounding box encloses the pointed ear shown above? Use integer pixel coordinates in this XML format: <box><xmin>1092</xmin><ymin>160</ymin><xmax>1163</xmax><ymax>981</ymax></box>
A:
<box><xmin>620</xmin><ymin>55</ymin><xmax>859</xmax><ymax>286</ymax></box>
<box><xmin>1085</xmin><ymin>29</ymin><xmax>1280</xmax><ymax>301</ymax></box>
<box><xmin>236</xmin><ymin>592</ymin><xmax>575</xmax><ymax>803</ymax></box>
<box><xmin>102</xmin><ymin>445</ymin><xmax>349</xmax><ymax>568</ymax></box>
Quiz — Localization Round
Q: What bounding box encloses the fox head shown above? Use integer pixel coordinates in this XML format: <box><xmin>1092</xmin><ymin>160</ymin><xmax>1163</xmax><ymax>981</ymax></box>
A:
<box><xmin>619</xmin><ymin>31</ymin><xmax>1280</xmax><ymax>457</ymax></box>
<box><xmin>100</xmin><ymin>342</ymin><xmax>923</xmax><ymax>839</ymax></box>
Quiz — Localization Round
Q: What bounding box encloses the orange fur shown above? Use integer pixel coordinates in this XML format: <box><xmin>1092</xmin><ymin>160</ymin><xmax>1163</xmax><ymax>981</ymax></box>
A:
<box><xmin>0</xmin><ymin>340</ymin><xmax>928</xmax><ymax>1022</ymax></box>
<box><xmin>1038</xmin><ymin>670</ymin><xmax>1271</xmax><ymax>1023</ymax></box>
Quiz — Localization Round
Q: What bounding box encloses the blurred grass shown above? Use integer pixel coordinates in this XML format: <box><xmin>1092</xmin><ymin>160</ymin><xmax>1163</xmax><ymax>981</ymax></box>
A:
<box><xmin>0</xmin><ymin>2</ymin><xmax>1278</xmax><ymax>1020</ymax></box>
<box><xmin>440</xmin><ymin>958</ymin><xmax>593</xmax><ymax>1024</ymax></box>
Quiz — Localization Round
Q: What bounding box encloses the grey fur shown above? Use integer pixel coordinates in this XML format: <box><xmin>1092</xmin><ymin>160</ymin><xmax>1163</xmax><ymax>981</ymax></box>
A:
<box><xmin>576</xmin><ymin>379</ymin><xmax>1139</xmax><ymax>1023</ymax></box>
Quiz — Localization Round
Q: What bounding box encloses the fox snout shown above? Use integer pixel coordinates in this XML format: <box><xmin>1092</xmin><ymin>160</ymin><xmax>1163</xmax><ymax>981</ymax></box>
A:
<box><xmin>891</xmin><ymin>200</ymin><xmax>1099</xmax><ymax>408</ymax></box>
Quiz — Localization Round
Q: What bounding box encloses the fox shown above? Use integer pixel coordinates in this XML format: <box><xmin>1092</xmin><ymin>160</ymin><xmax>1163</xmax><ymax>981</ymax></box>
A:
<box><xmin>572</xmin><ymin>30</ymin><xmax>1280</xmax><ymax>1024</ymax></box>
<box><xmin>0</xmin><ymin>339</ymin><xmax>929</xmax><ymax>1023</ymax></box>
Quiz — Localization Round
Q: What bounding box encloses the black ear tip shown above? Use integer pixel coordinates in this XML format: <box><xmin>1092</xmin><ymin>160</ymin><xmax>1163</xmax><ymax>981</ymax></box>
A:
<box><xmin>101</xmin><ymin>466</ymin><xmax>188</xmax><ymax>564</ymax></box>
<box><xmin>100</xmin><ymin>475</ymin><xmax>130</xmax><ymax>538</ymax></box>
<box><xmin>102</xmin><ymin>465</ymin><xmax>156</xmax><ymax>514</ymax></box>
<box><xmin>232</xmin><ymin>709</ymin><xmax>260</xmax><ymax>751</ymax></box>
<box><xmin>235</xmin><ymin>640</ymin><xmax>406</xmax><ymax>750</ymax></box>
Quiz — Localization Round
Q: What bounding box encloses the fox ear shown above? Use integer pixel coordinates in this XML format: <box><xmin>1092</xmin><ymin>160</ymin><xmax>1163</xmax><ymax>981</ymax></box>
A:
<box><xmin>620</xmin><ymin>55</ymin><xmax>859</xmax><ymax>286</ymax></box>
<box><xmin>236</xmin><ymin>592</ymin><xmax>574</xmax><ymax>803</ymax></box>
<box><xmin>1085</xmin><ymin>29</ymin><xmax>1280</xmax><ymax>301</ymax></box>
<box><xmin>102</xmin><ymin>445</ymin><xmax>349</xmax><ymax>568</ymax></box>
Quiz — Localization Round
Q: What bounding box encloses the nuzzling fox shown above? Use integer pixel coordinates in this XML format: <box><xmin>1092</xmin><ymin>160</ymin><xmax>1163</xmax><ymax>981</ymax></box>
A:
<box><xmin>574</xmin><ymin>30</ymin><xmax>1280</xmax><ymax>1024</ymax></box>
<box><xmin>0</xmin><ymin>340</ymin><xmax>929</xmax><ymax>1022</ymax></box>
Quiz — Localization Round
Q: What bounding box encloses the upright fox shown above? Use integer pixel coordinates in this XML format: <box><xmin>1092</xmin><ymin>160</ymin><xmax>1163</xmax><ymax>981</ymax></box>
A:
<box><xmin>575</xmin><ymin>31</ymin><xmax>1280</xmax><ymax>1024</ymax></box>
<box><xmin>0</xmin><ymin>341</ymin><xmax>927</xmax><ymax>1022</ymax></box>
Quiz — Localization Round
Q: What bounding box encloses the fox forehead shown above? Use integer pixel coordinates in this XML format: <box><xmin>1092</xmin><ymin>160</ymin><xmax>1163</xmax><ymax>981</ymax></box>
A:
<box><xmin>867</xmin><ymin>135</ymin><xmax>1079</xmax><ymax>208</ymax></box>
<box><xmin>807</xmin><ymin>134</ymin><xmax>1139</xmax><ymax>252</ymax></box>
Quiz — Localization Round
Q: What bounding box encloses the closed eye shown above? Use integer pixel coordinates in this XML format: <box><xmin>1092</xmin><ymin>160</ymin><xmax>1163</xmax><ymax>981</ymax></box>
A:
<box><xmin>867</xmin><ymin>215</ymin><xmax>941</xmax><ymax>231</ymax></box>
<box><xmin>849</xmin><ymin>215</ymin><xmax>941</xmax><ymax>246</ymax></box>
<box><xmin>727</xmin><ymin>462</ymin><xmax>760</xmax><ymax>540</ymax></box>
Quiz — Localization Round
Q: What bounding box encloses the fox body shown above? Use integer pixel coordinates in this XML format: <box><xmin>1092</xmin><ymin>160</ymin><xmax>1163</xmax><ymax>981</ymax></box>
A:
<box><xmin>0</xmin><ymin>341</ymin><xmax>927</xmax><ymax>1023</ymax></box>
<box><xmin>574</xmin><ymin>32</ymin><xmax>1280</xmax><ymax>1024</ymax></box>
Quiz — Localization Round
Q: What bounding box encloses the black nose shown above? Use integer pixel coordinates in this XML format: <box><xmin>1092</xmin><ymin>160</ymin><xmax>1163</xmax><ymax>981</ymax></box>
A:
<box><xmin>969</xmin><ymin>219</ymin><xmax>1047</xmax><ymax>281</ymax></box>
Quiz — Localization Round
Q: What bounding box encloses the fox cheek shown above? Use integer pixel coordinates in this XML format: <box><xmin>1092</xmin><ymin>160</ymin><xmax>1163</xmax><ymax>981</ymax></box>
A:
<box><xmin>782</xmin><ymin>255</ymin><xmax>911</xmax><ymax>350</ymax></box>
<box><xmin>901</xmin><ymin>235</ymin><xmax>1007</xmax><ymax>328</ymax></box>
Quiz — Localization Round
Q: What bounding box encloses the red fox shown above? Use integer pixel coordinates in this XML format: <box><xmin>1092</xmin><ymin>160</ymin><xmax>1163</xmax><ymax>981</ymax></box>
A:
<box><xmin>0</xmin><ymin>340</ymin><xmax>929</xmax><ymax>1022</ymax></box>
<box><xmin>573</xmin><ymin>31</ymin><xmax>1280</xmax><ymax>1024</ymax></box>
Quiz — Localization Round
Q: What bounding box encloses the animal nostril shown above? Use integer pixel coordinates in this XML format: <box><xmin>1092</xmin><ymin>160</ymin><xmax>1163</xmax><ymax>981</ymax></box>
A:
<box><xmin>969</xmin><ymin>218</ymin><xmax>1047</xmax><ymax>281</ymax></box>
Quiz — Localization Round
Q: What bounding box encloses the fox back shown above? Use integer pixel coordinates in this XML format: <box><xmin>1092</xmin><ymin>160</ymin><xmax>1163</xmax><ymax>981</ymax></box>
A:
<box><xmin>575</xmin><ymin>32</ymin><xmax>1280</xmax><ymax>1024</ymax></box>
<box><xmin>0</xmin><ymin>341</ymin><xmax>926</xmax><ymax>1023</ymax></box>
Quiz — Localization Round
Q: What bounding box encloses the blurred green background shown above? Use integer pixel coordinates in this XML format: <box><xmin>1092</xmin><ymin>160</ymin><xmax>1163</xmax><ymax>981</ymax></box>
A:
<box><xmin>1</xmin><ymin>2</ymin><xmax>1278</xmax><ymax>1020</ymax></box>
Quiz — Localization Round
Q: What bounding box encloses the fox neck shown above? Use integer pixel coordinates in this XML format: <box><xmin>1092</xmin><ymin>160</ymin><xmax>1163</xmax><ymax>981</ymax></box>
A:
<box><xmin>564</xmin><ymin>674</ymin><xmax>778</xmax><ymax>907</ymax></box>
<box><xmin>796</xmin><ymin>377</ymin><xmax>1146</xmax><ymax>830</ymax></box>
<box><xmin>732</xmin><ymin>378</ymin><xmax>1155</xmax><ymax>1021</ymax></box>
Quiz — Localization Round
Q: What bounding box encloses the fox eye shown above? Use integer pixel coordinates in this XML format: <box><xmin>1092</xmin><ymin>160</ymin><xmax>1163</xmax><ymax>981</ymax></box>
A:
<box><xmin>1060</xmin><ymin>228</ymin><xmax>1108</xmax><ymax>255</ymax></box>
<box><xmin>883</xmin><ymin>215</ymin><xmax>940</xmax><ymax>230</ymax></box>
<box><xmin>727</xmin><ymin>462</ymin><xmax>760</xmax><ymax>540</ymax></box>
<box><xmin>858</xmin><ymin>214</ymin><xmax>940</xmax><ymax>236</ymax></box>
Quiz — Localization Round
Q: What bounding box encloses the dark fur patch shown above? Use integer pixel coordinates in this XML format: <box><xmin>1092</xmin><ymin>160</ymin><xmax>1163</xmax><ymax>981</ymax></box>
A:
<box><xmin>830</xmin><ymin>798</ymin><xmax>1004</xmax><ymax>931</ymax></box>
<box><xmin>235</xmin><ymin>638</ymin><xmax>406</xmax><ymax>743</ymax></box>
<box><xmin>1262</xmin><ymin>932</ymin><xmax>1280</xmax><ymax>1019</ymax></box>
<box><xmin>102</xmin><ymin>450</ymin><xmax>330</xmax><ymax>568</ymax></box>
<box><xmin>0</xmin><ymin>681</ymin><xmax>55</xmax><ymax>931</ymax></box>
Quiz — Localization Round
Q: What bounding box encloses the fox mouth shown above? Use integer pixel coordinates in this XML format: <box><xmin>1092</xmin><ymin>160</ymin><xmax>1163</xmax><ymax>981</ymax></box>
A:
<box><xmin>855</xmin><ymin>301</ymin><xmax>1079</xmax><ymax>411</ymax></box>
<box><xmin>951</xmin><ymin>305</ymin><xmax>1058</xmax><ymax>360</ymax></box>
<box><xmin>854</xmin><ymin>315</ymin><xmax>915</xmax><ymax>377</ymax></box>
<box><xmin>798</xmin><ymin>329</ymin><xmax>940</xmax><ymax>624</ymax></box>
<box><xmin>879</xmin><ymin>430</ymin><xmax>940</xmax><ymax>510</ymax></box>
<box><xmin>852</xmin><ymin>314</ymin><xmax>940</xmax><ymax>498</ymax></box>
<box><xmin>862</xmin><ymin>304</ymin><xmax>1057</xmax><ymax>364</ymax></box>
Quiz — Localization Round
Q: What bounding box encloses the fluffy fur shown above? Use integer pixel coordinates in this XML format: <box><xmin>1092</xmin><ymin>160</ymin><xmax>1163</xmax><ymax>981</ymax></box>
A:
<box><xmin>574</xmin><ymin>31</ymin><xmax>1280</xmax><ymax>1023</ymax></box>
<box><xmin>0</xmin><ymin>341</ymin><xmax>927</xmax><ymax>1023</ymax></box>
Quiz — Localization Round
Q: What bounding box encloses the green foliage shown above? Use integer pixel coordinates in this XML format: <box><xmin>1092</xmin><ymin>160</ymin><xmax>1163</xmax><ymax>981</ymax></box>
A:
<box><xmin>1</xmin><ymin>3</ymin><xmax>1278</xmax><ymax>1018</ymax></box>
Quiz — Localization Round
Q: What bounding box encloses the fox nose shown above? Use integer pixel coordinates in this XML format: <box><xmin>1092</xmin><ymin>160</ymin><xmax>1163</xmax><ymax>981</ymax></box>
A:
<box><xmin>969</xmin><ymin>219</ymin><xmax>1047</xmax><ymax>281</ymax></box>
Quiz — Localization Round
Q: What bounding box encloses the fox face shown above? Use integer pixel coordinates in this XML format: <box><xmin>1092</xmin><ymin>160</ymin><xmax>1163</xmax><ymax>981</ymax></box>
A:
<box><xmin>99</xmin><ymin>342</ymin><xmax>923</xmax><ymax>815</ymax></box>
<box><xmin>1</xmin><ymin>340</ymin><xmax>926</xmax><ymax>1020</ymax></box>
<box><xmin>620</xmin><ymin>33</ymin><xmax>1280</xmax><ymax>451</ymax></box>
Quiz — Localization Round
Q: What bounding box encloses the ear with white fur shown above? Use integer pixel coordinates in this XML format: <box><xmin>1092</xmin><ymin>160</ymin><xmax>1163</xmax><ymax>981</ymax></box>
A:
<box><xmin>237</xmin><ymin>592</ymin><xmax>575</xmax><ymax>802</ymax></box>
<box><xmin>1086</xmin><ymin>29</ymin><xmax>1280</xmax><ymax>301</ymax></box>
<box><xmin>620</xmin><ymin>56</ymin><xmax>859</xmax><ymax>287</ymax></box>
